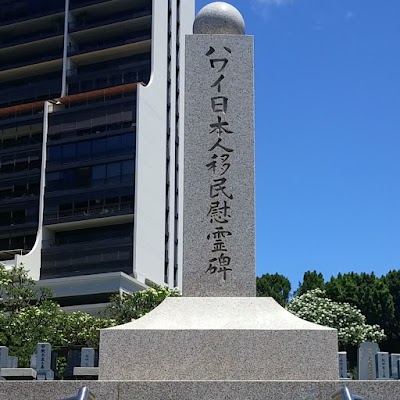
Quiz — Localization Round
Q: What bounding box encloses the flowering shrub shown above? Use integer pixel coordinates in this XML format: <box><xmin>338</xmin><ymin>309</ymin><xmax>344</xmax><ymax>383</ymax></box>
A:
<box><xmin>105</xmin><ymin>285</ymin><xmax>181</xmax><ymax>324</ymax></box>
<box><xmin>286</xmin><ymin>289</ymin><xmax>386</xmax><ymax>347</ymax></box>
<box><xmin>0</xmin><ymin>299</ymin><xmax>116</xmax><ymax>366</ymax></box>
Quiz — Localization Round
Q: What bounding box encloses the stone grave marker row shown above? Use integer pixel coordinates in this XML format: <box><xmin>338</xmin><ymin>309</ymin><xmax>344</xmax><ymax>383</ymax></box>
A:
<box><xmin>7</xmin><ymin>356</ymin><xmax>18</xmax><ymax>368</ymax></box>
<box><xmin>35</xmin><ymin>342</ymin><xmax>54</xmax><ymax>380</ymax></box>
<box><xmin>357</xmin><ymin>342</ymin><xmax>400</xmax><ymax>380</ymax></box>
<box><xmin>338</xmin><ymin>352</ymin><xmax>350</xmax><ymax>380</ymax></box>
<box><xmin>390</xmin><ymin>353</ymin><xmax>400</xmax><ymax>379</ymax></box>
<box><xmin>81</xmin><ymin>348</ymin><xmax>95</xmax><ymax>368</ymax></box>
<box><xmin>358</xmin><ymin>342</ymin><xmax>380</xmax><ymax>380</ymax></box>
<box><xmin>375</xmin><ymin>351</ymin><xmax>390</xmax><ymax>379</ymax></box>
<box><xmin>0</xmin><ymin>346</ymin><xmax>8</xmax><ymax>381</ymax></box>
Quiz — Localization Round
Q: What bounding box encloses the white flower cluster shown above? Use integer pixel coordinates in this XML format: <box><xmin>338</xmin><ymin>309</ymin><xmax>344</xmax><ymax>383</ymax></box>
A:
<box><xmin>286</xmin><ymin>289</ymin><xmax>386</xmax><ymax>346</ymax></box>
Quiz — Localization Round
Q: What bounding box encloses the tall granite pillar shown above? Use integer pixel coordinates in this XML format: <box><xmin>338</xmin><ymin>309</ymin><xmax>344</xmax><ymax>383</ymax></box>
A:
<box><xmin>182</xmin><ymin>7</ymin><xmax>255</xmax><ymax>297</ymax></box>
<box><xmin>99</xmin><ymin>2</ymin><xmax>338</xmax><ymax>381</ymax></box>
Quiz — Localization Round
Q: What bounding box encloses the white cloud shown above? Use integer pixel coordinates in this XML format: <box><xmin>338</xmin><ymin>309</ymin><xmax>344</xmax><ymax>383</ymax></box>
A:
<box><xmin>254</xmin><ymin>0</ymin><xmax>293</xmax><ymax>6</ymax></box>
<box><xmin>251</xmin><ymin>0</ymin><xmax>294</xmax><ymax>18</ymax></box>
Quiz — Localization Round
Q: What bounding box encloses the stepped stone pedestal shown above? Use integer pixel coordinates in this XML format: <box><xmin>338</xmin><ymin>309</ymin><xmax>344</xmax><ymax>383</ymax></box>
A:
<box><xmin>99</xmin><ymin>297</ymin><xmax>337</xmax><ymax>381</ymax></box>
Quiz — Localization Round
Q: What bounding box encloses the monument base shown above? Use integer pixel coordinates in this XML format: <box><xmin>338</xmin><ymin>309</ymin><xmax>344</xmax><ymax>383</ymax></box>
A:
<box><xmin>2</xmin><ymin>380</ymin><xmax>399</xmax><ymax>400</ymax></box>
<box><xmin>1</xmin><ymin>380</ymin><xmax>399</xmax><ymax>400</ymax></box>
<box><xmin>99</xmin><ymin>297</ymin><xmax>338</xmax><ymax>381</ymax></box>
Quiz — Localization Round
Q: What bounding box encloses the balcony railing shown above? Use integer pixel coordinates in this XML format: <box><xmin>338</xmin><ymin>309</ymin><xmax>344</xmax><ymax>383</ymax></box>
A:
<box><xmin>0</xmin><ymin>108</ymin><xmax>44</xmax><ymax>124</ymax></box>
<box><xmin>0</xmin><ymin>240</ymin><xmax>34</xmax><ymax>252</ymax></box>
<box><xmin>41</xmin><ymin>255</ymin><xmax>133</xmax><ymax>278</ymax></box>
<box><xmin>42</xmin><ymin>235</ymin><xmax>132</xmax><ymax>250</ymax></box>
<box><xmin>0</xmin><ymin>52</ymin><xmax>62</xmax><ymax>72</ymax></box>
<box><xmin>0</xmin><ymin>28</ymin><xmax>63</xmax><ymax>50</ymax></box>
<box><xmin>0</xmin><ymin>133</ymin><xmax>43</xmax><ymax>152</ymax></box>
<box><xmin>67</xmin><ymin>64</ymin><xmax>149</xmax><ymax>95</ymax></box>
<box><xmin>60</xmin><ymin>92</ymin><xmax>136</xmax><ymax>112</ymax></box>
<box><xmin>41</xmin><ymin>239</ymin><xmax>133</xmax><ymax>277</ymax></box>
<box><xmin>68</xmin><ymin>7</ymin><xmax>150</xmax><ymax>33</ymax></box>
<box><xmin>66</xmin><ymin>58</ymin><xmax>149</xmax><ymax>81</ymax></box>
<box><xmin>0</xmin><ymin>248</ymin><xmax>31</xmax><ymax>261</ymax></box>
<box><xmin>69</xmin><ymin>0</ymin><xmax>109</xmax><ymax>11</ymax></box>
<box><xmin>68</xmin><ymin>31</ymin><xmax>150</xmax><ymax>56</ymax></box>
<box><xmin>44</xmin><ymin>201</ymin><xmax>133</xmax><ymax>223</ymax></box>
<box><xmin>47</xmin><ymin>122</ymin><xmax>133</xmax><ymax>142</ymax></box>
<box><xmin>0</xmin><ymin>3</ymin><xmax>65</xmax><ymax>26</ymax></box>
<box><xmin>0</xmin><ymin>192</ymin><xmax>39</xmax><ymax>204</ymax></box>
<box><xmin>0</xmin><ymin>215</ymin><xmax>39</xmax><ymax>230</ymax></box>
<box><xmin>0</xmin><ymin>78</ymin><xmax>61</xmax><ymax>107</ymax></box>
<box><xmin>0</xmin><ymin>159</ymin><xmax>42</xmax><ymax>176</ymax></box>
<box><xmin>46</xmin><ymin>172</ymin><xmax>135</xmax><ymax>193</ymax></box>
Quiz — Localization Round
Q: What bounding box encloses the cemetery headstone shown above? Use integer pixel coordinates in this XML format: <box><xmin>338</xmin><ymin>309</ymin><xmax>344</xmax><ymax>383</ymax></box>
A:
<box><xmin>36</xmin><ymin>342</ymin><xmax>54</xmax><ymax>380</ymax></box>
<box><xmin>30</xmin><ymin>349</ymin><xmax>37</xmax><ymax>369</ymax></box>
<box><xmin>51</xmin><ymin>350</ymin><xmax>58</xmax><ymax>376</ymax></box>
<box><xmin>7</xmin><ymin>356</ymin><xmax>18</xmax><ymax>368</ymax></box>
<box><xmin>398</xmin><ymin>360</ymin><xmax>400</xmax><ymax>380</ymax></box>
<box><xmin>0</xmin><ymin>346</ymin><xmax>9</xmax><ymax>381</ymax></box>
<box><xmin>0</xmin><ymin>348</ymin><xmax>35</xmax><ymax>380</ymax></box>
<box><xmin>73</xmin><ymin>347</ymin><xmax>98</xmax><ymax>377</ymax></box>
<box><xmin>375</xmin><ymin>352</ymin><xmax>390</xmax><ymax>380</ymax></box>
<box><xmin>390</xmin><ymin>353</ymin><xmax>400</xmax><ymax>379</ymax></box>
<box><xmin>64</xmin><ymin>349</ymin><xmax>81</xmax><ymax>378</ymax></box>
<box><xmin>338</xmin><ymin>351</ymin><xmax>349</xmax><ymax>380</ymax></box>
<box><xmin>358</xmin><ymin>342</ymin><xmax>380</xmax><ymax>380</ymax></box>
<box><xmin>0</xmin><ymin>346</ymin><xmax>8</xmax><ymax>368</ymax></box>
<box><xmin>81</xmin><ymin>348</ymin><xmax>95</xmax><ymax>368</ymax></box>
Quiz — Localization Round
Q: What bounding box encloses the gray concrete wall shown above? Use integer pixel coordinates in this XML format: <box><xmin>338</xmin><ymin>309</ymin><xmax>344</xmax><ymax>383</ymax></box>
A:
<box><xmin>1</xmin><ymin>380</ymin><xmax>399</xmax><ymax>400</ymax></box>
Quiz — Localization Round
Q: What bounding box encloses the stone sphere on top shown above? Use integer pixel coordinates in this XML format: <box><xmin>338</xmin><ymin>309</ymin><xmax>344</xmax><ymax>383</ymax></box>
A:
<box><xmin>193</xmin><ymin>2</ymin><xmax>245</xmax><ymax>35</ymax></box>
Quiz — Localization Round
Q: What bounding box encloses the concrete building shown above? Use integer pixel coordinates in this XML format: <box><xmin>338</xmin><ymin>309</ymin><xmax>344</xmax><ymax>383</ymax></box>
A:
<box><xmin>0</xmin><ymin>0</ymin><xmax>194</xmax><ymax>313</ymax></box>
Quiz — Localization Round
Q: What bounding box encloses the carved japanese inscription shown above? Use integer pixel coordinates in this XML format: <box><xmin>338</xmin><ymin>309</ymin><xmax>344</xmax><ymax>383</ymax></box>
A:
<box><xmin>183</xmin><ymin>34</ymin><xmax>255</xmax><ymax>297</ymax></box>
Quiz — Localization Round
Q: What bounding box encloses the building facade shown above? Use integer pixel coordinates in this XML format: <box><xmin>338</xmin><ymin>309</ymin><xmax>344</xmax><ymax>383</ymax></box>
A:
<box><xmin>0</xmin><ymin>0</ymin><xmax>194</xmax><ymax>312</ymax></box>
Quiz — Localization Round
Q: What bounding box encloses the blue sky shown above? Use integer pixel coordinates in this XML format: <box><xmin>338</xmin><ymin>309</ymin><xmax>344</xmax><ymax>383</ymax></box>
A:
<box><xmin>196</xmin><ymin>0</ymin><xmax>400</xmax><ymax>291</ymax></box>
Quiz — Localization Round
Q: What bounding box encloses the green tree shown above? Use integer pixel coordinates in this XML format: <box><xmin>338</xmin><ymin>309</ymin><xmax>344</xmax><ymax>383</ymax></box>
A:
<box><xmin>256</xmin><ymin>273</ymin><xmax>291</xmax><ymax>306</ymax></box>
<box><xmin>383</xmin><ymin>270</ymin><xmax>400</xmax><ymax>341</ymax></box>
<box><xmin>60</xmin><ymin>311</ymin><xmax>117</xmax><ymax>348</ymax></box>
<box><xmin>0</xmin><ymin>300</ymin><xmax>117</xmax><ymax>367</ymax></box>
<box><xmin>287</xmin><ymin>289</ymin><xmax>386</xmax><ymax>348</ymax></box>
<box><xmin>105</xmin><ymin>285</ymin><xmax>181</xmax><ymax>324</ymax></box>
<box><xmin>325</xmin><ymin>272</ymin><xmax>395</xmax><ymax>329</ymax></box>
<box><xmin>1</xmin><ymin>265</ymin><xmax>181</xmax><ymax>366</ymax></box>
<box><xmin>1</xmin><ymin>301</ymin><xmax>65</xmax><ymax>366</ymax></box>
<box><xmin>295</xmin><ymin>270</ymin><xmax>325</xmax><ymax>296</ymax></box>
<box><xmin>0</xmin><ymin>263</ymin><xmax>52</xmax><ymax>313</ymax></box>
<box><xmin>0</xmin><ymin>264</ymin><xmax>116</xmax><ymax>366</ymax></box>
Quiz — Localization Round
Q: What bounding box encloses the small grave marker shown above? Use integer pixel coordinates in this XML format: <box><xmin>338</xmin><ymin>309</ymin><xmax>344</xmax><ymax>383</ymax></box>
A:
<box><xmin>338</xmin><ymin>352</ymin><xmax>349</xmax><ymax>380</ymax></box>
<box><xmin>376</xmin><ymin>352</ymin><xmax>390</xmax><ymax>379</ymax></box>
<box><xmin>358</xmin><ymin>342</ymin><xmax>380</xmax><ymax>380</ymax></box>
<box><xmin>30</xmin><ymin>350</ymin><xmax>37</xmax><ymax>369</ymax></box>
<box><xmin>36</xmin><ymin>343</ymin><xmax>54</xmax><ymax>380</ymax></box>
<box><xmin>390</xmin><ymin>353</ymin><xmax>400</xmax><ymax>379</ymax></box>
<box><xmin>81</xmin><ymin>348</ymin><xmax>95</xmax><ymax>368</ymax></box>
<box><xmin>0</xmin><ymin>346</ymin><xmax>9</xmax><ymax>381</ymax></box>
<box><xmin>0</xmin><ymin>346</ymin><xmax>8</xmax><ymax>368</ymax></box>
<box><xmin>7</xmin><ymin>356</ymin><xmax>18</xmax><ymax>368</ymax></box>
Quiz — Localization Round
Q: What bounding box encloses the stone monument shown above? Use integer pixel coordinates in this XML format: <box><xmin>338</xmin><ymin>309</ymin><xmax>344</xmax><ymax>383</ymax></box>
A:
<box><xmin>98</xmin><ymin>1</ymin><xmax>338</xmax><ymax>382</ymax></box>
<box><xmin>183</xmin><ymin>2</ymin><xmax>255</xmax><ymax>298</ymax></box>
